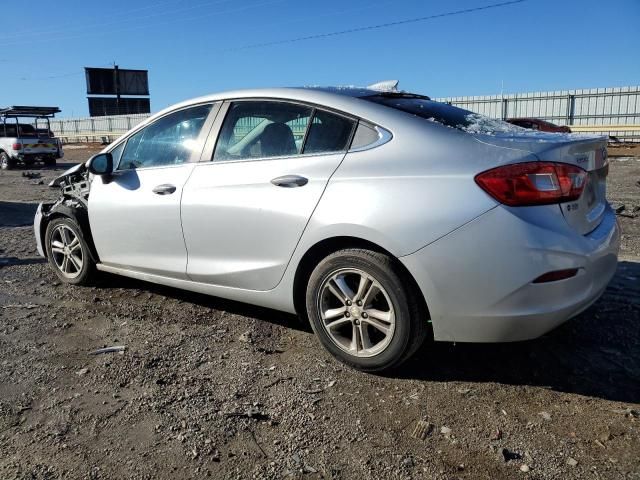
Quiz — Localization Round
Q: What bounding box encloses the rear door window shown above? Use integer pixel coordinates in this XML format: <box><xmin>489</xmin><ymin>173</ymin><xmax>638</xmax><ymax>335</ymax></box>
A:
<box><xmin>214</xmin><ymin>101</ymin><xmax>312</xmax><ymax>161</ymax></box>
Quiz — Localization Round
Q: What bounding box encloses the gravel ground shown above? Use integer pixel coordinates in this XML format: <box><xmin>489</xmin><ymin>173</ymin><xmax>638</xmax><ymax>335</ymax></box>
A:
<box><xmin>0</xmin><ymin>145</ymin><xmax>639</xmax><ymax>480</ymax></box>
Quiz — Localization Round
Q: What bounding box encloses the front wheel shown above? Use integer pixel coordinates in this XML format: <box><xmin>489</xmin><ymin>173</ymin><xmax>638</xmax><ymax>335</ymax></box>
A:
<box><xmin>305</xmin><ymin>248</ymin><xmax>428</xmax><ymax>372</ymax></box>
<box><xmin>45</xmin><ymin>217</ymin><xmax>95</xmax><ymax>285</ymax></box>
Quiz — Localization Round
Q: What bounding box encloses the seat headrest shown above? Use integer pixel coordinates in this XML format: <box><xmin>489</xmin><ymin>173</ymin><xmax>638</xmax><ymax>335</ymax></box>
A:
<box><xmin>260</xmin><ymin>122</ymin><xmax>296</xmax><ymax>157</ymax></box>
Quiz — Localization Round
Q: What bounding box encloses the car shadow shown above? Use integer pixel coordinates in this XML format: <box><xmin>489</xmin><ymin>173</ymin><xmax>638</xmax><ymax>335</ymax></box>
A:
<box><xmin>0</xmin><ymin>201</ymin><xmax>39</xmax><ymax>227</ymax></box>
<box><xmin>3</xmin><ymin>162</ymin><xmax>77</xmax><ymax>171</ymax></box>
<box><xmin>94</xmin><ymin>273</ymin><xmax>309</xmax><ymax>333</ymax></box>
<box><xmin>397</xmin><ymin>260</ymin><xmax>640</xmax><ymax>404</ymax></box>
<box><xmin>93</xmin><ymin>261</ymin><xmax>639</xmax><ymax>404</ymax></box>
<box><xmin>0</xmin><ymin>257</ymin><xmax>46</xmax><ymax>268</ymax></box>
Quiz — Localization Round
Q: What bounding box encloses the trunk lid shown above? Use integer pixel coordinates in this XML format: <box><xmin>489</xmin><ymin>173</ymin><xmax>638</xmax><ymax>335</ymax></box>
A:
<box><xmin>474</xmin><ymin>132</ymin><xmax>609</xmax><ymax>235</ymax></box>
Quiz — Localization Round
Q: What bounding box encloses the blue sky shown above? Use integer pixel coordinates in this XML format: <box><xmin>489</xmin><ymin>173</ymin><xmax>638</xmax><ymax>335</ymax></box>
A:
<box><xmin>1</xmin><ymin>0</ymin><xmax>638</xmax><ymax>117</ymax></box>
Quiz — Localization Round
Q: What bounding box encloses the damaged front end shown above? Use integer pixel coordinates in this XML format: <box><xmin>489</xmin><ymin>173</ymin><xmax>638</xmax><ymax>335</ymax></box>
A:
<box><xmin>34</xmin><ymin>163</ymin><xmax>99</xmax><ymax>260</ymax></box>
<box><xmin>49</xmin><ymin>162</ymin><xmax>92</xmax><ymax>204</ymax></box>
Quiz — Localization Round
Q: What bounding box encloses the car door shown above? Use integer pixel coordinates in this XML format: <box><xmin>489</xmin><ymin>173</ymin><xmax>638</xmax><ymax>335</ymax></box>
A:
<box><xmin>88</xmin><ymin>103</ymin><xmax>217</xmax><ymax>279</ymax></box>
<box><xmin>181</xmin><ymin>100</ymin><xmax>357</xmax><ymax>291</ymax></box>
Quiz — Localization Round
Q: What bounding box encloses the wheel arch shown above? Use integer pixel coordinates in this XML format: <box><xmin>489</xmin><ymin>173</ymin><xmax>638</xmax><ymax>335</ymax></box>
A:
<box><xmin>292</xmin><ymin>236</ymin><xmax>430</xmax><ymax>325</ymax></box>
<box><xmin>40</xmin><ymin>201</ymin><xmax>100</xmax><ymax>263</ymax></box>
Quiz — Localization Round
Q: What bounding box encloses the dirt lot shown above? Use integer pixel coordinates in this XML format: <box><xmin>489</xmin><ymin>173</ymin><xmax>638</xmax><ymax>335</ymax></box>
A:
<box><xmin>1</xmin><ymin>145</ymin><xmax>639</xmax><ymax>480</ymax></box>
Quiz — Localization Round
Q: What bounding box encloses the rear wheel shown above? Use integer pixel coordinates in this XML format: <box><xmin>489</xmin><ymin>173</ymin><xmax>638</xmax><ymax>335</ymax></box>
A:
<box><xmin>0</xmin><ymin>152</ymin><xmax>16</xmax><ymax>170</ymax></box>
<box><xmin>305</xmin><ymin>248</ymin><xmax>428</xmax><ymax>372</ymax></box>
<box><xmin>45</xmin><ymin>217</ymin><xmax>95</xmax><ymax>285</ymax></box>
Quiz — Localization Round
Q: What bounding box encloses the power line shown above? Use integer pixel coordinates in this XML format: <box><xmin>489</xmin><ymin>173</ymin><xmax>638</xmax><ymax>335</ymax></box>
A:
<box><xmin>18</xmin><ymin>63</ymin><xmax>114</xmax><ymax>82</ymax></box>
<box><xmin>0</xmin><ymin>0</ymin><xmax>288</xmax><ymax>48</ymax></box>
<box><xmin>7</xmin><ymin>0</ymin><xmax>394</xmax><ymax>83</ymax></box>
<box><xmin>7</xmin><ymin>1</ymin><xmax>526</xmax><ymax>82</ymax></box>
<box><xmin>0</xmin><ymin>0</ymin><xmax>185</xmax><ymax>39</ymax></box>
<box><xmin>223</xmin><ymin>0</ymin><xmax>527</xmax><ymax>51</ymax></box>
<box><xmin>0</xmin><ymin>0</ymin><xmax>238</xmax><ymax>41</ymax></box>
<box><xmin>234</xmin><ymin>0</ymin><xmax>400</xmax><ymax>36</ymax></box>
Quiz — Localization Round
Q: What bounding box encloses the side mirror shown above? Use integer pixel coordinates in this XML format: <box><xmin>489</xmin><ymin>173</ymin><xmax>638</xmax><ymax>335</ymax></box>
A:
<box><xmin>86</xmin><ymin>153</ymin><xmax>113</xmax><ymax>176</ymax></box>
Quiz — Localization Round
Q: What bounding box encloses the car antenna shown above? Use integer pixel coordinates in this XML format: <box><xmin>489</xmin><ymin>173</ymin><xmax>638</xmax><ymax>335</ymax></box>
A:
<box><xmin>366</xmin><ymin>80</ymin><xmax>400</xmax><ymax>92</ymax></box>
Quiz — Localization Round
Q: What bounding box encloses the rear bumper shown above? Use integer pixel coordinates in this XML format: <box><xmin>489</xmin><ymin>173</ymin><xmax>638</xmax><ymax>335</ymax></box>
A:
<box><xmin>400</xmin><ymin>204</ymin><xmax>620</xmax><ymax>343</ymax></box>
<box><xmin>13</xmin><ymin>152</ymin><xmax>61</xmax><ymax>161</ymax></box>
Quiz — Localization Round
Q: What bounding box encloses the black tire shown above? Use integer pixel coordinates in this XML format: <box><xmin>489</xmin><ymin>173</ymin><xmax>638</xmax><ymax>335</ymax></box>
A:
<box><xmin>305</xmin><ymin>248</ymin><xmax>428</xmax><ymax>372</ymax></box>
<box><xmin>0</xmin><ymin>152</ymin><xmax>16</xmax><ymax>170</ymax></box>
<box><xmin>45</xmin><ymin>217</ymin><xmax>95</xmax><ymax>285</ymax></box>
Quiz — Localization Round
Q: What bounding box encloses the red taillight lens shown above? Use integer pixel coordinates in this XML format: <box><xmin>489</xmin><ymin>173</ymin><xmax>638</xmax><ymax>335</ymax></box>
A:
<box><xmin>475</xmin><ymin>161</ymin><xmax>587</xmax><ymax>206</ymax></box>
<box><xmin>12</xmin><ymin>143</ymin><xmax>22</xmax><ymax>150</ymax></box>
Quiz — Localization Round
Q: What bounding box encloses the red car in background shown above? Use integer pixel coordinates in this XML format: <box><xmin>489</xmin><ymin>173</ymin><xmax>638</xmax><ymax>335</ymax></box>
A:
<box><xmin>507</xmin><ymin>117</ymin><xmax>571</xmax><ymax>133</ymax></box>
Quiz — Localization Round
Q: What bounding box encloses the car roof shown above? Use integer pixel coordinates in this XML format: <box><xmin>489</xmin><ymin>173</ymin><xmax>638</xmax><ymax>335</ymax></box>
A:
<box><xmin>145</xmin><ymin>86</ymin><xmax>428</xmax><ymax>128</ymax></box>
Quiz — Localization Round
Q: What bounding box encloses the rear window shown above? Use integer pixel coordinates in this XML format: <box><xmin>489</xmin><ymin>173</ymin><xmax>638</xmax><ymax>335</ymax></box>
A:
<box><xmin>363</xmin><ymin>95</ymin><xmax>521</xmax><ymax>135</ymax></box>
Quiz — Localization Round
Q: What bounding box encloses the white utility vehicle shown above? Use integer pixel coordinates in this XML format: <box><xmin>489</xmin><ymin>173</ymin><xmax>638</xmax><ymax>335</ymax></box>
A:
<box><xmin>0</xmin><ymin>106</ymin><xmax>63</xmax><ymax>170</ymax></box>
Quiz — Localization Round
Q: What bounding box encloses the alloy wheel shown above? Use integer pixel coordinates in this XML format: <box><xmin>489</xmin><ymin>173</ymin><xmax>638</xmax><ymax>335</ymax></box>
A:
<box><xmin>50</xmin><ymin>224</ymin><xmax>84</xmax><ymax>279</ymax></box>
<box><xmin>316</xmin><ymin>268</ymin><xmax>396</xmax><ymax>358</ymax></box>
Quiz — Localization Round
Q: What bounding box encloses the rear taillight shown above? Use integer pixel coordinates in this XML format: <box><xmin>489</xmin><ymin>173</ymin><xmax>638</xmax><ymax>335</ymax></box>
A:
<box><xmin>12</xmin><ymin>143</ymin><xmax>22</xmax><ymax>150</ymax></box>
<box><xmin>474</xmin><ymin>161</ymin><xmax>587</xmax><ymax>207</ymax></box>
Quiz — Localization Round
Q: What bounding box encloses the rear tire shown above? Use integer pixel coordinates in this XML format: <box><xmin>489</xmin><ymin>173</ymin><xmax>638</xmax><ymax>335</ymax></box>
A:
<box><xmin>0</xmin><ymin>152</ymin><xmax>16</xmax><ymax>170</ymax></box>
<box><xmin>305</xmin><ymin>248</ymin><xmax>428</xmax><ymax>372</ymax></box>
<box><xmin>45</xmin><ymin>217</ymin><xmax>95</xmax><ymax>285</ymax></box>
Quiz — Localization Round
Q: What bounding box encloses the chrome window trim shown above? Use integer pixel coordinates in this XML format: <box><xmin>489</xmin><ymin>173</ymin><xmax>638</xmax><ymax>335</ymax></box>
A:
<box><xmin>197</xmin><ymin>149</ymin><xmax>347</xmax><ymax>167</ymax></box>
<box><xmin>221</xmin><ymin>97</ymin><xmax>359</xmax><ymax>123</ymax></box>
<box><xmin>109</xmin><ymin>162</ymin><xmax>196</xmax><ymax>175</ymax></box>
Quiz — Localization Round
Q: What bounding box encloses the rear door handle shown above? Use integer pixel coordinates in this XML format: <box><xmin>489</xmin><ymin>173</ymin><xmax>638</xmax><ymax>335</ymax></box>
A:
<box><xmin>152</xmin><ymin>184</ymin><xmax>177</xmax><ymax>195</ymax></box>
<box><xmin>270</xmin><ymin>175</ymin><xmax>308</xmax><ymax>188</ymax></box>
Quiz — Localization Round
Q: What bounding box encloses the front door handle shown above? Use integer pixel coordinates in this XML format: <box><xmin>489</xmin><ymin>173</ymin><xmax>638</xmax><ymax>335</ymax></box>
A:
<box><xmin>152</xmin><ymin>184</ymin><xmax>177</xmax><ymax>195</ymax></box>
<box><xmin>270</xmin><ymin>175</ymin><xmax>308</xmax><ymax>188</ymax></box>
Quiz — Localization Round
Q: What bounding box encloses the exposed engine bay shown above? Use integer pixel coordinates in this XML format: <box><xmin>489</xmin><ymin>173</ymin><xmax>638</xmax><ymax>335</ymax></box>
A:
<box><xmin>48</xmin><ymin>162</ymin><xmax>92</xmax><ymax>207</ymax></box>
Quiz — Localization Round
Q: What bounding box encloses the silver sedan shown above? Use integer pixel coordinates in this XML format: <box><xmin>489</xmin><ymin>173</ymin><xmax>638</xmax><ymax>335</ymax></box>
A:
<box><xmin>34</xmin><ymin>84</ymin><xmax>620</xmax><ymax>371</ymax></box>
